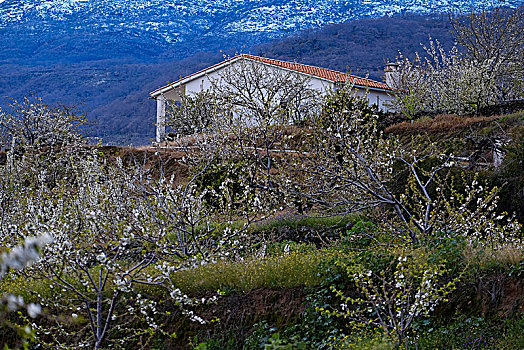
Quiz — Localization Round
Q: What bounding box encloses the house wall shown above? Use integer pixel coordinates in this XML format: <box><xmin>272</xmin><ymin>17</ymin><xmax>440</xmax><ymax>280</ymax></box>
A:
<box><xmin>183</xmin><ymin>62</ymin><xmax>336</xmax><ymax>97</ymax></box>
<box><xmin>154</xmin><ymin>86</ymin><xmax>186</xmax><ymax>142</ymax></box>
<box><xmin>180</xmin><ymin>61</ymin><xmax>394</xmax><ymax>112</ymax></box>
<box><xmin>308</xmin><ymin>76</ymin><xmax>336</xmax><ymax>94</ymax></box>
<box><xmin>156</xmin><ymin>95</ymin><xmax>166</xmax><ymax>142</ymax></box>
<box><xmin>184</xmin><ymin>69</ymin><xmax>222</xmax><ymax>95</ymax></box>
<box><xmin>154</xmin><ymin>59</ymin><xmax>395</xmax><ymax>142</ymax></box>
<box><xmin>354</xmin><ymin>88</ymin><xmax>395</xmax><ymax>112</ymax></box>
<box><xmin>162</xmin><ymin>85</ymin><xmax>185</xmax><ymax>102</ymax></box>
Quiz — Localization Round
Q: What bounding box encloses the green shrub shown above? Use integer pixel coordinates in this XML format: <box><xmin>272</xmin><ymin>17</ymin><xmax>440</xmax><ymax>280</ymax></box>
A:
<box><xmin>496</xmin><ymin>314</ymin><xmax>524</xmax><ymax>349</ymax></box>
<box><xmin>327</xmin><ymin>334</ymin><xmax>396</xmax><ymax>350</ymax></box>
<box><xmin>496</xmin><ymin>127</ymin><xmax>524</xmax><ymax>223</ymax></box>
<box><xmin>194</xmin><ymin>158</ymin><xmax>250</xmax><ymax>209</ymax></box>
<box><xmin>417</xmin><ymin>316</ymin><xmax>498</xmax><ymax>349</ymax></box>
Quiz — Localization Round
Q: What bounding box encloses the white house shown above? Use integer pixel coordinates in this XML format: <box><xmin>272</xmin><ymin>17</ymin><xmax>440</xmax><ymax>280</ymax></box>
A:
<box><xmin>150</xmin><ymin>54</ymin><xmax>395</xmax><ymax>142</ymax></box>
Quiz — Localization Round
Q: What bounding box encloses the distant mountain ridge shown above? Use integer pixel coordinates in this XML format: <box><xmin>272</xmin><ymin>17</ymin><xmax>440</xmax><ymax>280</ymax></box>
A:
<box><xmin>1</xmin><ymin>0</ymin><xmax>521</xmax><ymax>64</ymax></box>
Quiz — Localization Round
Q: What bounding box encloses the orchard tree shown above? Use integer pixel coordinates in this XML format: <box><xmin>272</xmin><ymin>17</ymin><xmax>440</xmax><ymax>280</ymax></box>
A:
<box><xmin>0</xmin><ymin>96</ymin><xmax>276</xmax><ymax>348</ymax></box>
<box><xmin>0</xmin><ymin>234</ymin><xmax>51</xmax><ymax>348</ymax></box>
<box><xmin>0</xmin><ymin>148</ymin><xmax>166</xmax><ymax>348</ymax></box>
<box><xmin>390</xmin><ymin>5</ymin><xmax>524</xmax><ymax>117</ymax></box>
<box><xmin>166</xmin><ymin>56</ymin><xmax>323</xmax><ymax>199</ymax></box>
<box><xmin>165</xmin><ymin>55</ymin><xmax>322</xmax><ymax>139</ymax></box>
<box><xmin>451</xmin><ymin>4</ymin><xmax>524</xmax><ymax>101</ymax></box>
<box><xmin>210</xmin><ymin>55</ymin><xmax>322</xmax><ymax>126</ymax></box>
<box><xmin>3</xmin><ymin>150</ymin><xmax>269</xmax><ymax>349</ymax></box>
<box><xmin>389</xmin><ymin>39</ymin><xmax>501</xmax><ymax>116</ymax></box>
<box><xmin>304</xmin><ymin>89</ymin><xmax>520</xmax><ymax>244</ymax></box>
<box><xmin>166</xmin><ymin>91</ymin><xmax>222</xmax><ymax>136</ymax></box>
<box><xmin>207</xmin><ymin>84</ymin><xmax>521</xmax><ymax>245</ymax></box>
<box><xmin>0</xmin><ymin>97</ymin><xmax>91</xmax><ymax>190</ymax></box>
<box><xmin>320</xmin><ymin>247</ymin><xmax>458</xmax><ymax>347</ymax></box>
<box><xmin>0</xmin><ymin>96</ymin><xmax>88</xmax><ymax>151</ymax></box>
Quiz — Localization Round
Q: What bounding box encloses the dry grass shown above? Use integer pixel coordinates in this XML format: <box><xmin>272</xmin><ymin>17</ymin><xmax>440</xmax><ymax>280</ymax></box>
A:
<box><xmin>98</xmin><ymin>145</ymin><xmax>189</xmax><ymax>183</ymax></box>
<box><xmin>385</xmin><ymin>114</ymin><xmax>500</xmax><ymax>135</ymax></box>
<box><xmin>463</xmin><ymin>243</ymin><xmax>524</xmax><ymax>269</ymax></box>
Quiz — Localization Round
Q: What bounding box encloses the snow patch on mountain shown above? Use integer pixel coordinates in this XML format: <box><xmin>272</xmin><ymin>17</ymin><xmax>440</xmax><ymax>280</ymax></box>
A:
<box><xmin>1</xmin><ymin>0</ymin><xmax>522</xmax><ymax>44</ymax></box>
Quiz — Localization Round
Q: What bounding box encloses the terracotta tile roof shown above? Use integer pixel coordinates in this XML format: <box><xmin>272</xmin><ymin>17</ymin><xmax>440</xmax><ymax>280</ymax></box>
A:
<box><xmin>150</xmin><ymin>54</ymin><xmax>391</xmax><ymax>96</ymax></box>
<box><xmin>242</xmin><ymin>54</ymin><xmax>391</xmax><ymax>90</ymax></box>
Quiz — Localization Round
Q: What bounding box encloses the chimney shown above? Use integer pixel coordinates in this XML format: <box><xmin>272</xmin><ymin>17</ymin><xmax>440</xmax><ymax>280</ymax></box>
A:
<box><xmin>384</xmin><ymin>62</ymin><xmax>400</xmax><ymax>89</ymax></box>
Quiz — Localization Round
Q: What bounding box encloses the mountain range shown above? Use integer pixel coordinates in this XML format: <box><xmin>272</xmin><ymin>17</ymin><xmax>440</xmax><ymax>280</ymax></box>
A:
<box><xmin>0</xmin><ymin>0</ymin><xmax>522</xmax><ymax>144</ymax></box>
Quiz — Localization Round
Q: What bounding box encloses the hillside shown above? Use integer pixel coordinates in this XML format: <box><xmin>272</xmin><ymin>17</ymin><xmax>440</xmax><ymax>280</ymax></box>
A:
<box><xmin>0</xmin><ymin>13</ymin><xmax>459</xmax><ymax>145</ymax></box>
<box><xmin>255</xmin><ymin>13</ymin><xmax>455</xmax><ymax>81</ymax></box>
<box><xmin>1</xmin><ymin>107</ymin><xmax>523</xmax><ymax>348</ymax></box>
<box><xmin>0</xmin><ymin>2</ymin><xmax>523</xmax><ymax>347</ymax></box>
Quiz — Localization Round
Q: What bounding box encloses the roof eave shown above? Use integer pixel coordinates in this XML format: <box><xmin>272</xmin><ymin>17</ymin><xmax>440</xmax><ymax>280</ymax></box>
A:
<box><xmin>150</xmin><ymin>56</ymin><xmax>244</xmax><ymax>98</ymax></box>
<box><xmin>352</xmin><ymin>84</ymin><xmax>393</xmax><ymax>93</ymax></box>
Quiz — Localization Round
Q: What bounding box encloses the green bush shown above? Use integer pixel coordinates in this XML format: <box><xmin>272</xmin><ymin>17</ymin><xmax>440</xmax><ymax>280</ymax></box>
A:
<box><xmin>194</xmin><ymin>158</ymin><xmax>250</xmax><ymax>209</ymax></box>
<box><xmin>496</xmin><ymin>127</ymin><xmax>524</xmax><ymax>223</ymax></box>
<box><xmin>417</xmin><ymin>316</ymin><xmax>498</xmax><ymax>349</ymax></box>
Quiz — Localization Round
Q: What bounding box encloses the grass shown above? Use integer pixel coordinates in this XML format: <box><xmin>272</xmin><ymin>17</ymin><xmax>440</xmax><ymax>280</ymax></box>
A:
<box><xmin>1</xmin><ymin>212</ymin><xmax>523</xmax><ymax>350</ymax></box>
<box><xmin>416</xmin><ymin>314</ymin><xmax>524</xmax><ymax>349</ymax></box>
<box><xmin>499</xmin><ymin>109</ymin><xmax>524</xmax><ymax>124</ymax></box>
<box><xmin>2</xmin><ymin>231</ymin><xmax>524</xmax><ymax>349</ymax></box>
<box><xmin>0</xmin><ymin>245</ymin><xmax>350</xmax><ymax>300</ymax></box>
<box><xmin>3</xmin><ymin>232</ymin><xmax>522</xmax><ymax>301</ymax></box>
<box><xmin>171</xmin><ymin>247</ymin><xmax>351</xmax><ymax>294</ymax></box>
<box><xmin>252</xmin><ymin>214</ymin><xmax>358</xmax><ymax>233</ymax></box>
<box><xmin>247</xmin><ymin>213</ymin><xmax>360</xmax><ymax>245</ymax></box>
<box><xmin>0</xmin><ymin>268</ymin><xmax>120</xmax><ymax>307</ymax></box>
<box><xmin>328</xmin><ymin>334</ymin><xmax>396</xmax><ymax>350</ymax></box>
<box><xmin>463</xmin><ymin>243</ymin><xmax>524</xmax><ymax>271</ymax></box>
<box><xmin>385</xmin><ymin>110</ymin><xmax>524</xmax><ymax>140</ymax></box>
